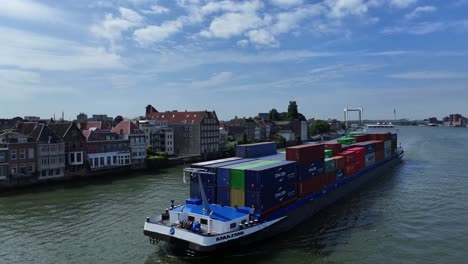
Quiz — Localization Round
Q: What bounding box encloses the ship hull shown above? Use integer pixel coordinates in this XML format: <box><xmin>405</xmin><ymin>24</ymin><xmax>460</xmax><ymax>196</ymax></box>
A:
<box><xmin>145</xmin><ymin>153</ymin><xmax>403</xmax><ymax>257</ymax></box>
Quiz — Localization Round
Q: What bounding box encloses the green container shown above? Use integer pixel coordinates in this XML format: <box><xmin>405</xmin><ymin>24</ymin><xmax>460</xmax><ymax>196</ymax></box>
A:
<box><xmin>337</xmin><ymin>137</ymin><xmax>356</xmax><ymax>145</ymax></box>
<box><xmin>229</xmin><ymin>160</ymin><xmax>279</xmax><ymax>189</ymax></box>
<box><xmin>325</xmin><ymin>149</ymin><xmax>333</xmax><ymax>158</ymax></box>
<box><xmin>325</xmin><ymin>158</ymin><xmax>336</xmax><ymax>173</ymax></box>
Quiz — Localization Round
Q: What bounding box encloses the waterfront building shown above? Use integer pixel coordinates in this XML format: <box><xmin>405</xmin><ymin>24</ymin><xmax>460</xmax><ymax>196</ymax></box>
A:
<box><xmin>145</xmin><ymin>105</ymin><xmax>220</xmax><ymax>156</ymax></box>
<box><xmin>0</xmin><ymin>130</ymin><xmax>37</xmax><ymax>184</ymax></box>
<box><xmin>225</xmin><ymin>117</ymin><xmax>256</xmax><ymax>141</ymax></box>
<box><xmin>219</xmin><ymin>122</ymin><xmax>229</xmax><ymax>150</ymax></box>
<box><xmin>31</xmin><ymin>124</ymin><xmax>66</xmax><ymax>180</ymax></box>
<box><xmin>48</xmin><ymin>123</ymin><xmax>87</xmax><ymax>177</ymax></box>
<box><xmin>111</xmin><ymin>120</ymin><xmax>147</xmax><ymax>169</ymax></box>
<box><xmin>448</xmin><ymin>114</ymin><xmax>466</xmax><ymax>127</ymax></box>
<box><xmin>83</xmin><ymin>129</ymin><xmax>131</xmax><ymax>172</ymax></box>
<box><xmin>138</xmin><ymin>120</ymin><xmax>174</xmax><ymax>155</ymax></box>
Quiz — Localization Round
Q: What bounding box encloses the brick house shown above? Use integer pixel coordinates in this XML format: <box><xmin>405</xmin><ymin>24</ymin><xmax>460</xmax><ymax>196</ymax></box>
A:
<box><xmin>0</xmin><ymin>130</ymin><xmax>37</xmax><ymax>184</ymax></box>
<box><xmin>111</xmin><ymin>120</ymin><xmax>147</xmax><ymax>169</ymax></box>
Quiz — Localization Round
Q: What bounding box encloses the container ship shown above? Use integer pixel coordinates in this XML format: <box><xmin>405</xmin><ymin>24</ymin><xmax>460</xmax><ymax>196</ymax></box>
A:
<box><xmin>143</xmin><ymin>131</ymin><xmax>404</xmax><ymax>257</ymax></box>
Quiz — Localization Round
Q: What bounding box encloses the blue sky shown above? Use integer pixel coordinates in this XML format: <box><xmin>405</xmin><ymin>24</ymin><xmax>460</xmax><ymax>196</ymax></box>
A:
<box><xmin>0</xmin><ymin>0</ymin><xmax>467</xmax><ymax>121</ymax></box>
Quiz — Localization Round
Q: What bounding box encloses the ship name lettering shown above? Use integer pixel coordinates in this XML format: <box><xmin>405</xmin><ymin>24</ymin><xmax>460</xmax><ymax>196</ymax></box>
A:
<box><xmin>216</xmin><ymin>231</ymin><xmax>245</xmax><ymax>242</ymax></box>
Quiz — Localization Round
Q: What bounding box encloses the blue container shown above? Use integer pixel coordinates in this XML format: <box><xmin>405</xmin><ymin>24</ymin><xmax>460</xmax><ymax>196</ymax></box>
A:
<box><xmin>245</xmin><ymin>161</ymin><xmax>297</xmax><ymax>192</ymax></box>
<box><xmin>190</xmin><ymin>158</ymin><xmax>254</xmax><ymax>186</ymax></box>
<box><xmin>190</xmin><ymin>183</ymin><xmax>216</xmax><ymax>203</ymax></box>
<box><xmin>217</xmin><ymin>160</ymin><xmax>262</xmax><ymax>188</ymax></box>
<box><xmin>191</xmin><ymin>157</ymin><xmax>241</xmax><ymax>169</ymax></box>
<box><xmin>236</xmin><ymin>142</ymin><xmax>277</xmax><ymax>158</ymax></box>
<box><xmin>245</xmin><ymin>181</ymin><xmax>297</xmax><ymax>213</ymax></box>
<box><xmin>354</xmin><ymin>142</ymin><xmax>376</xmax><ymax>154</ymax></box>
<box><xmin>296</xmin><ymin>160</ymin><xmax>325</xmax><ymax>180</ymax></box>
<box><xmin>336</xmin><ymin>169</ymin><xmax>344</xmax><ymax>180</ymax></box>
<box><xmin>256</xmin><ymin>153</ymin><xmax>286</xmax><ymax>161</ymax></box>
<box><xmin>217</xmin><ymin>187</ymin><xmax>231</xmax><ymax>206</ymax></box>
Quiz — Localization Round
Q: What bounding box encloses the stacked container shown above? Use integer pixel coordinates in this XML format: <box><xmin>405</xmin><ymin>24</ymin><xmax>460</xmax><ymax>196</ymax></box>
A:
<box><xmin>372</xmin><ymin>140</ymin><xmax>385</xmax><ymax>161</ymax></box>
<box><xmin>244</xmin><ymin>161</ymin><xmax>298</xmax><ymax>214</ymax></box>
<box><xmin>236</xmin><ymin>142</ymin><xmax>277</xmax><ymax>158</ymax></box>
<box><xmin>334</xmin><ymin>156</ymin><xmax>345</xmax><ymax>181</ymax></box>
<box><xmin>354</xmin><ymin>141</ymin><xmax>376</xmax><ymax>167</ymax></box>
<box><xmin>384</xmin><ymin>140</ymin><xmax>392</xmax><ymax>159</ymax></box>
<box><xmin>324</xmin><ymin>142</ymin><xmax>342</xmax><ymax>156</ymax></box>
<box><xmin>337</xmin><ymin>137</ymin><xmax>357</xmax><ymax>145</ymax></box>
<box><xmin>325</xmin><ymin>150</ymin><xmax>333</xmax><ymax>158</ymax></box>
<box><xmin>286</xmin><ymin>144</ymin><xmax>325</xmax><ymax>197</ymax></box>
<box><xmin>350</xmin><ymin>134</ymin><xmax>369</xmax><ymax>143</ymax></box>
<box><xmin>391</xmin><ymin>133</ymin><xmax>398</xmax><ymax>154</ymax></box>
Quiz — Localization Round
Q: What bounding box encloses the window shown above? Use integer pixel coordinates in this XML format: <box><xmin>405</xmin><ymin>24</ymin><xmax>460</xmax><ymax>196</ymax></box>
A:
<box><xmin>0</xmin><ymin>152</ymin><xmax>5</xmax><ymax>163</ymax></box>
<box><xmin>70</xmin><ymin>153</ymin><xmax>75</xmax><ymax>163</ymax></box>
<box><xmin>49</xmin><ymin>170</ymin><xmax>54</xmax><ymax>176</ymax></box>
<box><xmin>28</xmin><ymin>148</ymin><xmax>34</xmax><ymax>159</ymax></box>
<box><xmin>100</xmin><ymin>157</ymin><xmax>104</xmax><ymax>166</ymax></box>
<box><xmin>230</xmin><ymin>223</ymin><xmax>236</xmax><ymax>229</ymax></box>
<box><xmin>188</xmin><ymin>216</ymin><xmax>195</xmax><ymax>221</ymax></box>
<box><xmin>77</xmin><ymin>153</ymin><xmax>82</xmax><ymax>163</ymax></box>
<box><xmin>41</xmin><ymin>170</ymin><xmax>46</xmax><ymax>177</ymax></box>
<box><xmin>11</xmin><ymin>167</ymin><xmax>17</xmax><ymax>175</ymax></box>
<box><xmin>28</xmin><ymin>164</ymin><xmax>34</xmax><ymax>173</ymax></box>
<box><xmin>107</xmin><ymin>156</ymin><xmax>111</xmax><ymax>166</ymax></box>
<box><xmin>200</xmin><ymin>218</ymin><xmax>208</xmax><ymax>225</ymax></box>
<box><xmin>19</xmin><ymin>149</ymin><xmax>25</xmax><ymax>159</ymax></box>
<box><xmin>56</xmin><ymin>169</ymin><xmax>61</xmax><ymax>175</ymax></box>
<box><xmin>11</xmin><ymin>150</ymin><xmax>17</xmax><ymax>160</ymax></box>
<box><xmin>0</xmin><ymin>167</ymin><xmax>5</xmax><ymax>177</ymax></box>
<box><xmin>94</xmin><ymin>157</ymin><xmax>99</xmax><ymax>167</ymax></box>
<box><xmin>20</xmin><ymin>166</ymin><xmax>27</xmax><ymax>175</ymax></box>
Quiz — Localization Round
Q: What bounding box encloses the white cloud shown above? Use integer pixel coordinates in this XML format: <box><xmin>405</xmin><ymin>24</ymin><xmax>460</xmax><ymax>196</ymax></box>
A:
<box><xmin>237</xmin><ymin>39</ymin><xmax>249</xmax><ymax>47</ymax></box>
<box><xmin>133</xmin><ymin>20</ymin><xmax>183</xmax><ymax>45</ymax></box>
<box><xmin>0</xmin><ymin>26</ymin><xmax>124</xmax><ymax>71</ymax></box>
<box><xmin>383</xmin><ymin>22</ymin><xmax>445</xmax><ymax>34</ymax></box>
<box><xmin>247</xmin><ymin>29</ymin><xmax>278</xmax><ymax>47</ymax></box>
<box><xmin>143</xmin><ymin>5</ymin><xmax>170</xmax><ymax>15</ymax></box>
<box><xmin>270</xmin><ymin>0</ymin><xmax>304</xmax><ymax>8</ymax></box>
<box><xmin>200</xmin><ymin>12</ymin><xmax>263</xmax><ymax>38</ymax></box>
<box><xmin>389</xmin><ymin>71</ymin><xmax>468</xmax><ymax>79</ymax></box>
<box><xmin>189</xmin><ymin>72</ymin><xmax>234</xmax><ymax>89</ymax></box>
<box><xmin>389</xmin><ymin>0</ymin><xmax>417</xmax><ymax>8</ymax></box>
<box><xmin>405</xmin><ymin>6</ymin><xmax>436</xmax><ymax>20</ymax></box>
<box><xmin>91</xmin><ymin>7</ymin><xmax>143</xmax><ymax>42</ymax></box>
<box><xmin>0</xmin><ymin>0</ymin><xmax>63</xmax><ymax>23</ymax></box>
<box><xmin>326</xmin><ymin>0</ymin><xmax>369</xmax><ymax>18</ymax></box>
<box><xmin>272</xmin><ymin>5</ymin><xmax>323</xmax><ymax>34</ymax></box>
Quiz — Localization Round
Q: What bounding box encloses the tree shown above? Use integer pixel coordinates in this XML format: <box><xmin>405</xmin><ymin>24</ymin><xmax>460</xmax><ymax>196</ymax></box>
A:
<box><xmin>269</xmin><ymin>108</ymin><xmax>280</xmax><ymax>121</ymax></box>
<box><xmin>146</xmin><ymin>145</ymin><xmax>154</xmax><ymax>156</ymax></box>
<box><xmin>241</xmin><ymin>133</ymin><xmax>248</xmax><ymax>144</ymax></box>
<box><xmin>287</xmin><ymin>101</ymin><xmax>299</xmax><ymax>120</ymax></box>
<box><xmin>310</xmin><ymin>120</ymin><xmax>331</xmax><ymax>136</ymax></box>
<box><xmin>274</xmin><ymin>134</ymin><xmax>287</xmax><ymax>148</ymax></box>
<box><xmin>114</xmin><ymin>115</ymin><xmax>123</xmax><ymax>126</ymax></box>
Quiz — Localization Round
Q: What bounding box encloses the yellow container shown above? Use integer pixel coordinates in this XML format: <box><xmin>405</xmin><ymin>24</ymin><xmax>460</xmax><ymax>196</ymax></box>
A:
<box><xmin>230</xmin><ymin>189</ymin><xmax>245</xmax><ymax>207</ymax></box>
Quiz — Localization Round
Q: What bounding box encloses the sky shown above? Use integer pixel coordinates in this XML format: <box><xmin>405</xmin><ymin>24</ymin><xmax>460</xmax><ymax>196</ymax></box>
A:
<box><xmin>0</xmin><ymin>0</ymin><xmax>467</xmax><ymax>121</ymax></box>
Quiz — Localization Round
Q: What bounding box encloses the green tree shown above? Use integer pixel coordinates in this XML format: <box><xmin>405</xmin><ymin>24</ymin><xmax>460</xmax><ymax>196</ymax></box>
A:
<box><xmin>310</xmin><ymin>120</ymin><xmax>331</xmax><ymax>136</ymax></box>
<box><xmin>241</xmin><ymin>133</ymin><xmax>248</xmax><ymax>144</ymax></box>
<box><xmin>274</xmin><ymin>134</ymin><xmax>287</xmax><ymax>148</ymax></box>
<box><xmin>287</xmin><ymin>101</ymin><xmax>299</xmax><ymax>120</ymax></box>
<box><xmin>269</xmin><ymin>108</ymin><xmax>280</xmax><ymax>121</ymax></box>
<box><xmin>146</xmin><ymin>145</ymin><xmax>154</xmax><ymax>156</ymax></box>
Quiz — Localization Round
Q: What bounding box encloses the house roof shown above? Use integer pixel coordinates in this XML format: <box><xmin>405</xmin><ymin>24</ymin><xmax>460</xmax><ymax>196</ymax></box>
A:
<box><xmin>111</xmin><ymin>120</ymin><xmax>143</xmax><ymax>135</ymax></box>
<box><xmin>47</xmin><ymin>123</ymin><xmax>72</xmax><ymax>137</ymax></box>
<box><xmin>31</xmin><ymin>124</ymin><xmax>63</xmax><ymax>143</ymax></box>
<box><xmin>81</xmin><ymin>121</ymin><xmax>109</xmax><ymax>130</ymax></box>
<box><xmin>82</xmin><ymin>130</ymin><xmax>91</xmax><ymax>139</ymax></box>
<box><xmin>149</xmin><ymin>111</ymin><xmax>206</xmax><ymax>124</ymax></box>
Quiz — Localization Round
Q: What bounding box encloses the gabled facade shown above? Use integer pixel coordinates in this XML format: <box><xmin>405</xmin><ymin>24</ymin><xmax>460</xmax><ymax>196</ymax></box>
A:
<box><xmin>48</xmin><ymin>122</ymin><xmax>87</xmax><ymax>177</ymax></box>
<box><xmin>145</xmin><ymin>105</ymin><xmax>220</xmax><ymax>156</ymax></box>
<box><xmin>112</xmin><ymin>120</ymin><xmax>147</xmax><ymax>169</ymax></box>
<box><xmin>0</xmin><ymin>142</ymin><xmax>9</xmax><ymax>182</ymax></box>
<box><xmin>138</xmin><ymin>120</ymin><xmax>174</xmax><ymax>155</ymax></box>
<box><xmin>84</xmin><ymin>129</ymin><xmax>131</xmax><ymax>171</ymax></box>
<box><xmin>31</xmin><ymin>124</ymin><xmax>66</xmax><ymax>180</ymax></box>
<box><xmin>0</xmin><ymin>131</ymin><xmax>37</xmax><ymax>184</ymax></box>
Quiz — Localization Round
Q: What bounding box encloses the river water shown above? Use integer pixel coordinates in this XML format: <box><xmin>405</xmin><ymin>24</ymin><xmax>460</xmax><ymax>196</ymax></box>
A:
<box><xmin>1</xmin><ymin>126</ymin><xmax>467</xmax><ymax>264</ymax></box>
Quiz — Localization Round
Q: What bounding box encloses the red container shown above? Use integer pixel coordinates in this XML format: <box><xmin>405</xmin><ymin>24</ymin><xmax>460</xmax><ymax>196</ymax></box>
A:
<box><xmin>369</xmin><ymin>133</ymin><xmax>392</xmax><ymax>141</ymax></box>
<box><xmin>368</xmin><ymin>140</ymin><xmax>384</xmax><ymax>151</ymax></box>
<box><xmin>324</xmin><ymin>143</ymin><xmax>342</xmax><ymax>155</ymax></box>
<box><xmin>351</xmin><ymin>134</ymin><xmax>369</xmax><ymax>142</ymax></box>
<box><xmin>348</xmin><ymin>147</ymin><xmax>365</xmax><ymax>158</ymax></box>
<box><xmin>355</xmin><ymin>160</ymin><xmax>365</xmax><ymax>171</ymax></box>
<box><xmin>375</xmin><ymin>150</ymin><xmax>385</xmax><ymax>161</ymax></box>
<box><xmin>299</xmin><ymin>175</ymin><xmax>324</xmax><ymax>196</ymax></box>
<box><xmin>286</xmin><ymin>144</ymin><xmax>325</xmax><ymax>164</ymax></box>
<box><xmin>334</xmin><ymin>156</ymin><xmax>345</xmax><ymax>170</ymax></box>
<box><xmin>344</xmin><ymin>164</ymin><xmax>355</xmax><ymax>176</ymax></box>
<box><xmin>338</xmin><ymin>151</ymin><xmax>355</xmax><ymax>164</ymax></box>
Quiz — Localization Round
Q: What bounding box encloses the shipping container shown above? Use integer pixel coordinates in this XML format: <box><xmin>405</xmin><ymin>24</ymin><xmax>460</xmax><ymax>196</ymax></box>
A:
<box><xmin>365</xmin><ymin>153</ymin><xmax>376</xmax><ymax>167</ymax></box>
<box><xmin>245</xmin><ymin>181</ymin><xmax>297</xmax><ymax>214</ymax></box>
<box><xmin>286</xmin><ymin>144</ymin><xmax>325</xmax><ymax>164</ymax></box>
<box><xmin>236</xmin><ymin>142</ymin><xmax>277</xmax><ymax>158</ymax></box>
<box><xmin>299</xmin><ymin>174</ymin><xmax>324</xmax><ymax>196</ymax></box>
<box><xmin>375</xmin><ymin>150</ymin><xmax>385</xmax><ymax>161</ymax></box>
<box><xmin>244</xmin><ymin>161</ymin><xmax>296</xmax><ymax>192</ymax></box>
<box><xmin>230</xmin><ymin>160</ymin><xmax>280</xmax><ymax>189</ymax></box>
<box><xmin>191</xmin><ymin>157</ymin><xmax>241</xmax><ymax>168</ymax></box>
<box><xmin>325</xmin><ymin>149</ymin><xmax>333</xmax><ymax>158</ymax></box>
<box><xmin>334</xmin><ymin>156</ymin><xmax>345</xmax><ymax>170</ymax></box>
<box><xmin>338</xmin><ymin>151</ymin><xmax>355</xmax><ymax>164</ymax></box>
<box><xmin>230</xmin><ymin>188</ymin><xmax>245</xmax><ymax>207</ymax></box>
<box><xmin>344</xmin><ymin>164</ymin><xmax>355</xmax><ymax>176</ymax></box>
<box><xmin>296</xmin><ymin>160</ymin><xmax>325</xmax><ymax>180</ymax></box>
<box><xmin>384</xmin><ymin>140</ymin><xmax>392</xmax><ymax>150</ymax></box>
<box><xmin>337</xmin><ymin>137</ymin><xmax>357</xmax><ymax>145</ymax></box>
<box><xmin>217</xmin><ymin>187</ymin><xmax>230</xmax><ymax>206</ymax></box>
<box><xmin>369</xmin><ymin>132</ymin><xmax>392</xmax><ymax>141</ymax></box>
<box><xmin>191</xmin><ymin>158</ymin><xmax>255</xmax><ymax>186</ymax></box>
<box><xmin>190</xmin><ymin>183</ymin><xmax>216</xmax><ymax>203</ymax></box>
<box><xmin>256</xmin><ymin>153</ymin><xmax>286</xmax><ymax>161</ymax></box>
<box><xmin>368</xmin><ymin>140</ymin><xmax>384</xmax><ymax>152</ymax></box>
<box><xmin>325</xmin><ymin>172</ymin><xmax>336</xmax><ymax>186</ymax></box>
<box><xmin>353</xmin><ymin>141</ymin><xmax>376</xmax><ymax>154</ymax></box>
<box><xmin>324</xmin><ymin>143</ymin><xmax>342</xmax><ymax>155</ymax></box>
<box><xmin>350</xmin><ymin>134</ymin><xmax>369</xmax><ymax>142</ymax></box>
<box><xmin>217</xmin><ymin>160</ymin><xmax>267</xmax><ymax>188</ymax></box>
<box><xmin>324</xmin><ymin>158</ymin><xmax>336</xmax><ymax>173</ymax></box>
